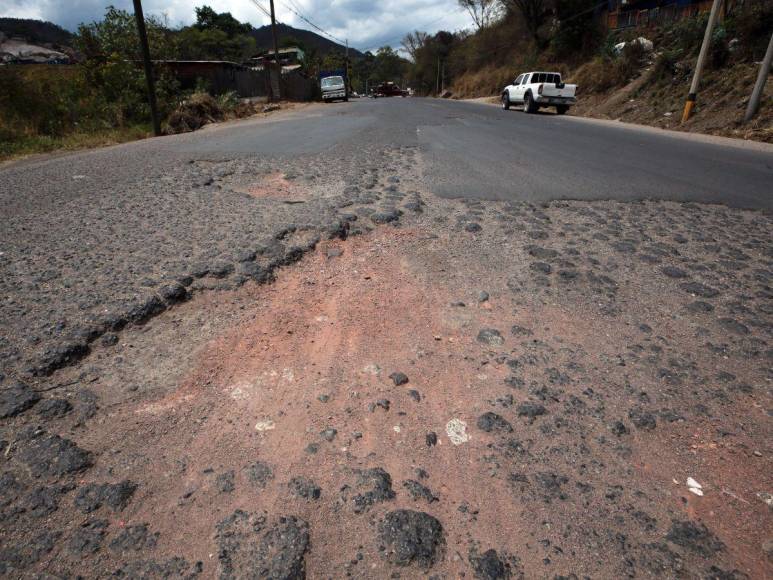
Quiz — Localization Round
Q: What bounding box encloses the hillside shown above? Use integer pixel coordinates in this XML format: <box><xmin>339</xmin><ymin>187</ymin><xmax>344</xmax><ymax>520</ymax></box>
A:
<box><xmin>250</xmin><ymin>22</ymin><xmax>364</xmax><ymax>58</ymax></box>
<box><xmin>0</xmin><ymin>18</ymin><xmax>72</xmax><ymax>47</ymax></box>
<box><xmin>0</xmin><ymin>17</ymin><xmax>362</xmax><ymax>59</ymax></box>
<box><xmin>441</xmin><ymin>4</ymin><xmax>772</xmax><ymax>142</ymax></box>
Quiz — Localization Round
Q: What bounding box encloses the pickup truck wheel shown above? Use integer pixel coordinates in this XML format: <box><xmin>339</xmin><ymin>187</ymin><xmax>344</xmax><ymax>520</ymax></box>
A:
<box><xmin>523</xmin><ymin>92</ymin><xmax>537</xmax><ymax>114</ymax></box>
<box><xmin>556</xmin><ymin>105</ymin><xmax>569</xmax><ymax>115</ymax></box>
<box><xmin>502</xmin><ymin>93</ymin><xmax>510</xmax><ymax>110</ymax></box>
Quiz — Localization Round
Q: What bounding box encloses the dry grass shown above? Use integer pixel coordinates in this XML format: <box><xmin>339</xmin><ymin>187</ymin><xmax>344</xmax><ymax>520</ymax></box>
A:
<box><xmin>165</xmin><ymin>92</ymin><xmax>258</xmax><ymax>134</ymax></box>
<box><xmin>451</xmin><ymin>65</ymin><xmax>526</xmax><ymax>99</ymax></box>
<box><xmin>0</xmin><ymin>126</ymin><xmax>152</xmax><ymax>162</ymax></box>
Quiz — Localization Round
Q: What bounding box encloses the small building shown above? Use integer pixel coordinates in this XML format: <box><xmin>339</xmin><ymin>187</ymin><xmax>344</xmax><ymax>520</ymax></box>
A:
<box><xmin>607</xmin><ymin>0</ymin><xmax>715</xmax><ymax>30</ymax></box>
<box><xmin>153</xmin><ymin>60</ymin><xmax>267</xmax><ymax>98</ymax></box>
<box><xmin>252</xmin><ymin>47</ymin><xmax>305</xmax><ymax>73</ymax></box>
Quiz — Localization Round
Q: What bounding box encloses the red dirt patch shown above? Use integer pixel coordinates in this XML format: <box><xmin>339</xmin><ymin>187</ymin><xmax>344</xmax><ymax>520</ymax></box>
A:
<box><xmin>236</xmin><ymin>172</ymin><xmax>307</xmax><ymax>201</ymax></box>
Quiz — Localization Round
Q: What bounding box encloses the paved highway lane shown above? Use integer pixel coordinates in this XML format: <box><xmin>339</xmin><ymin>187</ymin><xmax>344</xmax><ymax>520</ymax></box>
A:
<box><xmin>177</xmin><ymin>97</ymin><xmax>772</xmax><ymax>209</ymax></box>
<box><xmin>3</xmin><ymin>97</ymin><xmax>771</xmax><ymax>209</ymax></box>
<box><xmin>415</xmin><ymin>99</ymin><xmax>773</xmax><ymax>208</ymax></box>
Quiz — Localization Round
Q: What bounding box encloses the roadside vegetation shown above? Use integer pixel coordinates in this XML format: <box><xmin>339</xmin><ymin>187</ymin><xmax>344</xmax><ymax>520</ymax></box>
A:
<box><xmin>0</xmin><ymin>5</ymin><xmax>407</xmax><ymax>161</ymax></box>
<box><xmin>2</xmin><ymin>1</ymin><xmax>770</xmax><ymax>159</ymax></box>
<box><xmin>0</xmin><ymin>7</ymin><xmax>244</xmax><ymax>160</ymax></box>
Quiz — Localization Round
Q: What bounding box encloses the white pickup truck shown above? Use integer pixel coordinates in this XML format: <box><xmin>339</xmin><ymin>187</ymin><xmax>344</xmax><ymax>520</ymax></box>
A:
<box><xmin>501</xmin><ymin>72</ymin><xmax>577</xmax><ymax>115</ymax></box>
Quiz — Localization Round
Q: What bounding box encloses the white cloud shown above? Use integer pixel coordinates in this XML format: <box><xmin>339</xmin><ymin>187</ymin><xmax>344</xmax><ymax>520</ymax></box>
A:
<box><xmin>3</xmin><ymin>0</ymin><xmax>472</xmax><ymax>51</ymax></box>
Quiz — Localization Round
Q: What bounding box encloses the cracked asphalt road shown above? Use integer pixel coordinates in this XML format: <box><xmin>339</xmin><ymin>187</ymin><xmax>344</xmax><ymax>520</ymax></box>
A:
<box><xmin>0</xmin><ymin>98</ymin><xmax>771</xmax><ymax>579</ymax></box>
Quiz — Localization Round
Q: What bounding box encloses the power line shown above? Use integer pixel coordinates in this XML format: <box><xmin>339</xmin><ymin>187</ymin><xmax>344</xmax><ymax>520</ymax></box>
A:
<box><xmin>365</xmin><ymin>5</ymin><xmax>468</xmax><ymax>53</ymax></box>
<box><xmin>276</xmin><ymin>0</ymin><xmax>347</xmax><ymax>45</ymax></box>
<box><xmin>248</xmin><ymin>0</ymin><xmax>273</xmax><ymax>21</ymax></box>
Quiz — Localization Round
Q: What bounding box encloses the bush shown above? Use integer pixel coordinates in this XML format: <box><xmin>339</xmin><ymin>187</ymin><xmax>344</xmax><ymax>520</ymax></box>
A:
<box><xmin>164</xmin><ymin>91</ymin><xmax>256</xmax><ymax>134</ymax></box>
<box><xmin>709</xmin><ymin>25</ymin><xmax>730</xmax><ymax>69</ymax></box>
<box><xmin>650</xmin><ymin>49</ymin><xmax>682</xmax><ymax>82</ymax></box>
<box><xmin>165</xmin><ymin>92</ymin><xmax>224</xmax><ymax>133</ymax></box>
<box><xmin>725</xmin><ymin>2</ymin><xmax>773</xmax><ymax>61</ymax></box>
<box><xmin>0</xmin><ymin>66</ymin><xmax>96</xmax><ymax>138</ymax></box>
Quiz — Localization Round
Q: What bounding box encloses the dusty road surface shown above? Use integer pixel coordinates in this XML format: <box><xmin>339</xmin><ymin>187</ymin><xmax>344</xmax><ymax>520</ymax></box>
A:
<box><xmin>1</xmin><ymin>98</ymin><xmax>772</xmax><ymax>579</ymax></box>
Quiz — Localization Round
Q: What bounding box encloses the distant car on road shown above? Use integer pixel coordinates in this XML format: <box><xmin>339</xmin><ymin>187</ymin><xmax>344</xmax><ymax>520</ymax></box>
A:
<box><xmin>376</xmin><ymin>82</ymin><xmax>407</xmax><ymax>97</ymax></box>
<box><xmin>501</xmin><ymin>72</ymin><xmax>576</xmax><ymax>115</ymax></box>
<box><xmin>321</xmin><ymin>75</ymin><xmax>348</xmax><ymax>102</ymax></box>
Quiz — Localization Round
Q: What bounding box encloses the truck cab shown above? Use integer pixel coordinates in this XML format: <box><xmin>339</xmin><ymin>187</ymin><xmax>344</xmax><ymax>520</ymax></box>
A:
<box><xmin>321</xmin><ymin>75</ymin><xmax>348</xmax><ymax>102</ymax></box>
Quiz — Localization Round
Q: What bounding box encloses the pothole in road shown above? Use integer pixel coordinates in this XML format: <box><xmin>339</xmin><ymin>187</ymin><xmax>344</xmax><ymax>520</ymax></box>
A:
<box><xmin>7</xmin><ymin>206</ymin><xmax>769</xmax><ymax>578</ymax></box>
<box><xmin>50</xmin><ymin>224</ymin><xmax>557</xmax><ymax>577</ymax></box>
<box><xmin>231</xmin><ymin>171</ymin><xmax>308</xmax><ymax>203</ymax></box>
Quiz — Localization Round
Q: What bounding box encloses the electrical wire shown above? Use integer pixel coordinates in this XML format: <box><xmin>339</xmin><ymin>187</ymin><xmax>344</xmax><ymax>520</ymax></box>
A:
<box><xmin>247</xmin><ymin>0</ymin><xmax>273</xmax><ymax>21</ymax></box>
<box><xmin>276</xmin><ymin>0</ymin><xmax>347</xmax><ymax>45</ymax></box>
<box><xmin>368</xmin><ymin>5</ymin><xmax>468</xmax><ymax>53</ymax></box>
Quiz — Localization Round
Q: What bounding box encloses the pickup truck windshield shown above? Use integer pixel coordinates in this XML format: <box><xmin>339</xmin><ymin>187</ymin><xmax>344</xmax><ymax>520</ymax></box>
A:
<box><xmin>321</xmin><ymin>76</ymin><xmax>344</xmax><ymax>87</ymax></box>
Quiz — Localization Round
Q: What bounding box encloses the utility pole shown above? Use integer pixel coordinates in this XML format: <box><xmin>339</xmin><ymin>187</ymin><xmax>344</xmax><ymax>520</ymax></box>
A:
<box><xmin>744</xmin><ymin>32</ymin><xmax>773</xmax><ymax>123</ymax></box>
<box><xmin>681</xmin><ymin>0</ymin><xmax>723</xmax><ymax>123</ymax></box>
<box><xmin>269</xmin><ymin>0</ymin><xmax>281</xmax><ymax>101</ymax></box>
<box><xmin>345</xmin><ymin>39</ymin><xmax>350</xmax><ymax>95</ymax></box>
<box><xmin>441</xmin><ymin>61</ymin><xmax>445</xmax><ymax>94</ymax></box>
<box><xmin>132</xmin><ymin>0</ymin><xmax>161</xmax><ymax>136</ymax></box>
<box><xmin>436</xmin><ymin>56</ymin><xmax>440</xmax><ymax>95</ymax></box>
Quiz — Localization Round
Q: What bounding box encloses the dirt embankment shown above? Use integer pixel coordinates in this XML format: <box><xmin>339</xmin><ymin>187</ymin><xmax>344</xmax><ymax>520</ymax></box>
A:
<box><xmin>457</xmin><ymin>63</ymin><xmax>772</xmax><ymax>143</ymax></box>
<box><xmin>570</xmin><ymin>62</ymin><xmax>773</xmax><ymax>142</ymax></box>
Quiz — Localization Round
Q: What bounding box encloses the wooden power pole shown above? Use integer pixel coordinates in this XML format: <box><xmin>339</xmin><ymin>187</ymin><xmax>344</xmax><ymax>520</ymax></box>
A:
<box><xmin>345</xmin><ymin>39</ymin><xmax>350</xmax><ymax>96</ymax></box>
<box><xmin>269</xmin><ymin>0</ymin><xmax>281</xmax><ymax>101</ymax></box>
<box><xmin>132</xmin><ymin>0</ymin><xmax>161</xmax><ymax>136</ymax></box>
<box><xmin>744</xmin><ymin>32</ymin><xmax>773</xmax><ymax>123</ymax></box>
<box><xmin>681</xmin><ymin>0</ymin><xmax>723</xmax><ymax>123</ymax></box>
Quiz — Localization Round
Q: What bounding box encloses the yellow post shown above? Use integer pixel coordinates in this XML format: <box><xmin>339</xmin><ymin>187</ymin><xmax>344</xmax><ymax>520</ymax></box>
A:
<box><xmin>681</xmin><ymin>0</ymin><xmax>723</xmax><ymax>123</ymax></box>
<box><xmin>681</xmin><ymin>96</ymin><xmax>696</xmax><ymax>124</ymax></box>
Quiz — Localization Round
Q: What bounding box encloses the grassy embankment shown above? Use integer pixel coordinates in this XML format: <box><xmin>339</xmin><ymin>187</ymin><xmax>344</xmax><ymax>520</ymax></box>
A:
<box><xmin>0</xmin><ymin>65</ymin><xmax>154</xmax><ymax>160</ymax></box>
<box><xmin>0</xmin><ymin>64</ymin><xmax>264</xmax><ymax>161</ymax></box>
<box><xmin>448</xmin><ymin>7</ymin><xmax>772</xmax><ymax>141</ymax></box>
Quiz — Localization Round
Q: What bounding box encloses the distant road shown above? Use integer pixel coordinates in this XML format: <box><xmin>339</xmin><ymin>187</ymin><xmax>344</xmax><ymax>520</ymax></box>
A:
<box><xmin>180</xmin><ymin>97</ymin><xmax>773</xmax><ymax>209</ymax></box>
<box><xmin>3</xmin><ymin>97</ymin><xmax>772</xmax><ymax>209</ymax></box>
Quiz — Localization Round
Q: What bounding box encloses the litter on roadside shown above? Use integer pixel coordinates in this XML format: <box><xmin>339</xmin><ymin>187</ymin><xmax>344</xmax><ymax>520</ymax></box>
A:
<box><xmin>687</xmin><ymin>477</ymin><xmax>703</xmax><ymax>496</ymax></box>
<box><xmin>446</xmin><ymin>418</ymin><xmax>469</xmax><ymax>445</ymax></box>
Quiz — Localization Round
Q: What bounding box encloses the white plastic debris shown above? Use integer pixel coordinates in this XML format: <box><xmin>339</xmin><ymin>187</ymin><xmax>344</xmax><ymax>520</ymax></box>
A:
<box><xmin>687</xmin><ymin>477</ymin><xmax>703</xmax><ymax>496</ymax></box>
<box><xmin>613</xmin><ymin>37</ymin><xmax>654</xmax><ymax>55</ymax></box>
<box><xmin>363</xmin><ymin>364</ymin><xmax>381</xmax><ymax>375</ymax></box>
<box><xmin>254</xmin><ymin>419</ymin><xmax>275</xmax><ymax>432</ymax></box>
<box><xmin>757</xmin><ymin>492</ymin><xmax>773</xmax><ymax>509</ymax></box>
<box><xmin>446</xmin><ymin>418</ymin><xmax>469</xmax><ymax>445</ymax></box>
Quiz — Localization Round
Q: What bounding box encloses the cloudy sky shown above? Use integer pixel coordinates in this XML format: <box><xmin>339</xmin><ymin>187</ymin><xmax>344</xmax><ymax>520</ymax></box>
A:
<box><xmin>2</xmin><ymin>0</ymin><xmax>473</xmax><ymax>52</ymax></box>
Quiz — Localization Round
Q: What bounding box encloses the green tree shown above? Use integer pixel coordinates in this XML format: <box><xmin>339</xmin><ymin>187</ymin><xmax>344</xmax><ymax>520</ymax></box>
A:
<box><xmin>194</xmin><ymin>5</ymin><xmax>251</xmax><ymax>36</ymax></box>
<box><xmin>176</xmin><ymin>5</ymin><xmax>256</xmax><ymax>62</ymax></box>
<box><xmin>373</xmin><ymin>46</ymin><xmax>408</xmax><ymax>84</ymax></box>
<box><xmin>75</xmin><ymin>6</ymin><xmax>179</xmax><ymax>126</ymax></box>
<box><xmin>500</xmin><ymin>0</ymin><xmax>552</xmax><ymax>47</ymax></box>
<box><xmin>550</xmin><ymin>0</ymin><xmax>603</xmax><ymax>59</ymax></box>
<box><xmin>76</xmin><ymin>5</ymin><xmax>176</xmax><ymax>62</ymax></box>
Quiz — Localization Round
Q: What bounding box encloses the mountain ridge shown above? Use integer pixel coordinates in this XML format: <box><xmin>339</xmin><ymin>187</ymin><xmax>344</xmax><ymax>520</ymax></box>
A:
<box><xmin>250</xmin><ymin>23</ymin><xmax>365</xmax><ymax>58</ymax></box>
